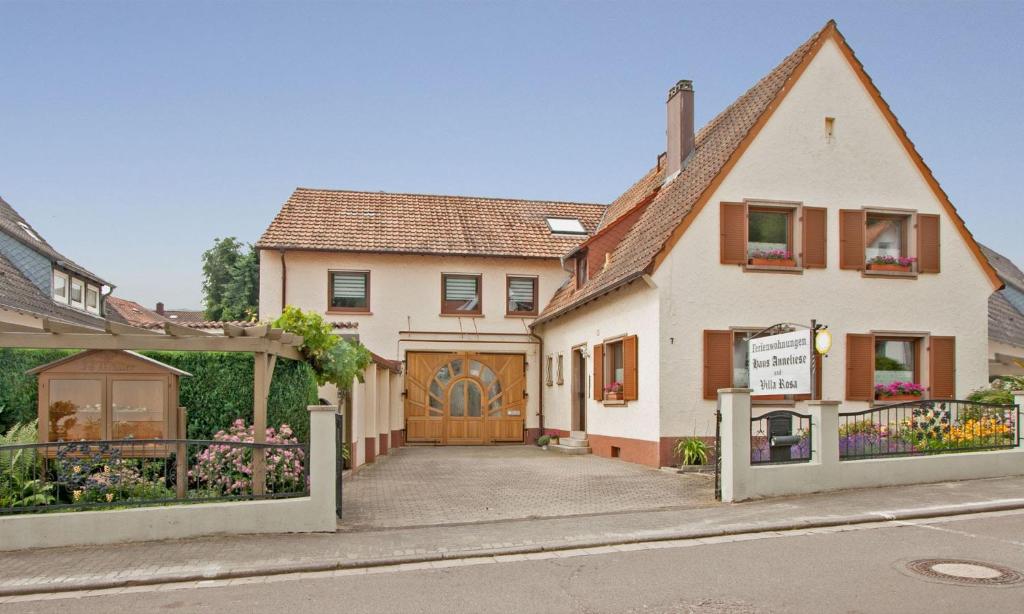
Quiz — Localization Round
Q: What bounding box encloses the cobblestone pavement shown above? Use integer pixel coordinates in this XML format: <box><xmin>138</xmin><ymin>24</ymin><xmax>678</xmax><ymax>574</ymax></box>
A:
<box><xmin>339</xmin><ymin>445</ymin><xmax>714</xmax><ymax>529</ymax></box>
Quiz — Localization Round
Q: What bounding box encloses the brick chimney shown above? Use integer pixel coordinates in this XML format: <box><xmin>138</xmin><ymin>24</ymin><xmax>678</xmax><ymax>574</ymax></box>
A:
<box><xmin>155</xmin><ymin>302</ymin><xmax>165</xmax><ymax>315</ymax></box>
<box><xmin>666</xmin><ymin>79</ymin><xmax>695</xmax><ymax>179</ymax></box>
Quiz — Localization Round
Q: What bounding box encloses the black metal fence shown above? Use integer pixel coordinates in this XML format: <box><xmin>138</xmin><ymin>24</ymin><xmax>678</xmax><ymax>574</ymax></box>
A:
<box><xmin>839</xmin><ymin>399</ymin><xmax>1019</xmax><ymax>461</ymax></box>
<box><xmin>751</xmin><ymin>410</ymin><xmax>812</xmax><ymax>465</ymax></box>
<box><xmin>0</xmin><ymin>438</ymin><xmax>308</xmax><ymax>515</ymax></box>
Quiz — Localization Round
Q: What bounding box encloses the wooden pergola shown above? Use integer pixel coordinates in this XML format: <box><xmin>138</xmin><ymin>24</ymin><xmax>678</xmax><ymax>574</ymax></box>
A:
<box><xmin>0</xmin><ymin>318</ymin><xmax>305</xmax><ymax>495</ymax></box>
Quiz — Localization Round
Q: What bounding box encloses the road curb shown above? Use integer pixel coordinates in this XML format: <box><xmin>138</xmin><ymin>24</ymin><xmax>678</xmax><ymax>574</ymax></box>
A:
<box><xmin>4</xmin><ymin>498</ymin><xmax>1024</xmax><ymax>597</ymax></box>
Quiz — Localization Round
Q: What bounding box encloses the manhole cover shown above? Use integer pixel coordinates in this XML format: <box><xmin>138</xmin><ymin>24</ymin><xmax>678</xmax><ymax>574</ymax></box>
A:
<box><xmin>905</xmin><ymin>559</ymin><xmax>1024</xmax><ymax>586</ymax></box>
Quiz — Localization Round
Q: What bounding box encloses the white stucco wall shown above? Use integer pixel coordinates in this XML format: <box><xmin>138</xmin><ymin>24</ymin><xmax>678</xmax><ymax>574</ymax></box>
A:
<box><xmin>655</xmin><ymin>38</ymin><xmax>993</xmax><ymax>437</ymax></box>
<box><xmin>535</xmin><ymin>280</ymin><xmax>661</xmax><ymax>442</ymax></box>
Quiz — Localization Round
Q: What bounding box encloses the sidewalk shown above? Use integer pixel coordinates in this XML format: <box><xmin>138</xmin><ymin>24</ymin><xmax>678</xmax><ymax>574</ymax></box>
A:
<box><xmin>2</xmin><ymin>475</ymin><xmax>1024</xmax><ymax>596</ymax></box>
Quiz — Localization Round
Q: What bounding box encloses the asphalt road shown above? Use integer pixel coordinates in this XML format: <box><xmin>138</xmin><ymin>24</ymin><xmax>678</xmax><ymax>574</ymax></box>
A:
<box><xmin>4</xmin><ymin>510</ymin><xmax>1024</xmax><ymax>613</ymax></box>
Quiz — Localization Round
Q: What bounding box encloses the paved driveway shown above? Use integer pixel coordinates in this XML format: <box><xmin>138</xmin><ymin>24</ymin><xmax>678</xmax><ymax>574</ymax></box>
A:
<box><xmin>339</xmin><ymin>445</ymin><xmax>715</xmax><ymax>530</ymax></box>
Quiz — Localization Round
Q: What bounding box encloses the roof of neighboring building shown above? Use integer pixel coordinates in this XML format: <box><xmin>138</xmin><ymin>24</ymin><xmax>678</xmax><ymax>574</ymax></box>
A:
<box><xmin>160</xmin><ymin>309</ymin><xmax>206</xmax><ymax>323</ymax></box>
<box><xmin>0</xmin><ymin>196</ymin><xmax>110</xmax><ymax>286</ymax></box>
<box><xmin>981</xmin><ymin>244</ymin><xmax>1024</xmax><ymax>293</ymax></box>
<box><xmin>257</xmin><ymin>188</ymin><xmax>606</xmax><ymax>259</ymax></box>
<box><xmin>105</xmin><ymin>296</ymin><xmax>169</xmax><ymax>328</ymax></box>
<box><xmin>0</xmin><ymin>251</ymin><xmax>108</xmax><ymax>329</ymax></box>
<box><xmin>135</xmin><ymin>319</ymin><xmax>358</xmax><ymax>331</ymax></box>
<box><xmin>536</xmin><ymin>21</ymin><xmax>1000</xmax><ymax>324</ymax></box>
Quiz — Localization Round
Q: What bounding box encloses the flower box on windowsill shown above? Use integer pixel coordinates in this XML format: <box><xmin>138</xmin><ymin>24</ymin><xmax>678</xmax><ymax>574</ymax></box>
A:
<box><xmin>749</xmin><ymin>258</ymin><xmax>797</xmax><ymax>268</ymax></box>
<box><xmin>875</xmin><ymin>394</ymin><xmax>923</xmax><ymax>403</ymax></box>
<box><xmin>867</xmin><ymin>263</ymin><xmax>912</xmax><ymax>273</ymax></box>
<box><xmin>605</xmin><ymin>391</ymin><xmax>622</xmax><ymax>401</ymax></box>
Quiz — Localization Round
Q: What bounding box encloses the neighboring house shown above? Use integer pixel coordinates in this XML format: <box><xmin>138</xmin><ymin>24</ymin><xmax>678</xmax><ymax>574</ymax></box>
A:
<box><xmin>105</xmin><ymin>296</ymin><xmax>170</xmax><ymax>328</ymax></box>
<box><xmin>0</xmin><ymin>196</ymin><xmax>111</xmax><ymax>330</ymax></box>
<box><xmin>258</xmin><ymin>189</ymin><xmax>603</xmax><ymax>465</ymax></box>
<box><xmin>154</xmin><ymin>303</ymin><xmax>205</xmax><ymax>323</ymax></box>
<box><xmin>980</xmin><ymin>245</ymin><xmax>1024</xmax><ymax>377</ymax></box>
<box><xmin>258</xmin><ymin>21</ymin><xmax>1000</xmax><ymax>468</ymax></box>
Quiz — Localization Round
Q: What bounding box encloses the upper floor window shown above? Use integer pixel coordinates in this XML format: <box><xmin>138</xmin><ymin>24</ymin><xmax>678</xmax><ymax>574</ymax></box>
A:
<box><xmin>52</xmin><ymin>270</ymin><xmax>68</xmax><ymax>304</ymax></box>
<box><xmin>840</xmin><ymin>209</ymin><xmax>940</xmax><ymax>274</ymax></box>
<box><xmin>442</xmin><ymin>273</ymin><xmax>482</xmax><ymax>315</ymax></box>
<box><xmin>721</xmin><ymin>201</ymin><xmax>826</xmax><ymax>270</ymax></box>
<box><xmin>506</xmin><ymin>276</ymin><xmax>538</xmax><ymax>316</ymax></box>
<box><xmin>747</xmin><ymin>208</ymin><xmax>793</xmax><ymax>264</ymax></box>
<box><xmin>85</xmin><ymin>285</ymin><xmax>100</xmax><ymax>314</ymax></box>
<box><xmin>69</xmin><ymin>278</ymin><xmax>84</xmax><ymax>309</ymax></box>
<box><xmin>329</xmin><ymin>271</ymin><xmax>370</xmax><ymax>312</ymax></box>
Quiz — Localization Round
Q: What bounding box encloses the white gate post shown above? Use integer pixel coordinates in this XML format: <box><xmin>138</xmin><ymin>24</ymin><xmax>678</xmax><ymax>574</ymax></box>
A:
<box><xmin>718</xmin><ymin>388</ymin><xmax>752</xmax><ymax>503</ymax></box>
<box><xmin>307</xmin><ymin>405</ymin><xmax>338</xmax><ymax>531</ymax></box>
<box><xmin>806</xmin><ymin>401</ymin><xmax>840</xmax><ymax>477</ymax></box>
<box><xmin>1014</xmin><ymin>391</ymin><xmax>1024</xmax><ymax>442</ymax></box>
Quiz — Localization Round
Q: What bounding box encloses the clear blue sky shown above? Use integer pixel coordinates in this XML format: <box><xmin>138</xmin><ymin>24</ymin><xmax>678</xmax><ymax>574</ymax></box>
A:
<box><xmin>1</xmin><ymin>1</ymin><xmax>1021</xmax><ymax>309</ymax></box>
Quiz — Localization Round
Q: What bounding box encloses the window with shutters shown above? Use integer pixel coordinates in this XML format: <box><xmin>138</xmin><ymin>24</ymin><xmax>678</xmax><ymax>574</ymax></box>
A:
<box><xmin>506</xmin><ymin>276</ymin><xmax>538</xmax><ymax>316</ymax></box>
<box><xmin>865</xmin><ymin>213</ymin><xmax>915</xmax><ymax>272</ymax></box>
<box><xmin>846</xmin><ymin>332</ymin><xmax>948</xmax><ymax>402</ymax></box>
<box><xmin>441</xmin><ymin>273</ymin><xmax>482</xmax><ymax>315</ymax></box>
<box><xmin>722</xmin><ymin>201</ymin><xmax>819</xmax><ymax>271</ymax></box>
<box><xmin>596</xmin><ymin>335</ymin><xmax>638</xmax><ymax>402</ymax></box>
<box><xmin>328</xmin><ymin>271</ymin><xmax>370</xmax><ymax>312</ymax></box>
<box><xmin>747</xmin><ymin>208</ymin><xmax>794</xmax><ymax>265</ymax></box>
<box><xmin>874</xmin><ymin>337</ymin><xmax>920</xmax><ymax>397</ymax></box>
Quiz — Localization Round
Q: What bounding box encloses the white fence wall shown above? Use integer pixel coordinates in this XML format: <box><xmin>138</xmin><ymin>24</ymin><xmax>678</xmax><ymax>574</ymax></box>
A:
<box><xmin>720</xmin><ymin>389</ymin><xmax>1024</xmax><ymax>502</ymax></box>
<box><xmin>0</xmin><ymin>405</ymin><xmax>338</xmax><ymax>551</ymax></box>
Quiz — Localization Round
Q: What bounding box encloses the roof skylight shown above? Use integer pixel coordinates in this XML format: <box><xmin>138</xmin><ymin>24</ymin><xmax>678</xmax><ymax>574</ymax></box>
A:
<box><xmin>546</xmin><ymin>217</ymin><xmax>587</xmax><ymax>235</ymax></box>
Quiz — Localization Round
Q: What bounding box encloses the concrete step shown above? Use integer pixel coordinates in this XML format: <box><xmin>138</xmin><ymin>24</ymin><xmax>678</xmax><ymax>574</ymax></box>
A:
<box><xmin>570</xmin><ymin>431</ymin><xmax>587</xmax><ymax>440</ymax></box>
<box><xmin>559</xmin><ymin>438</ymin><xmax>590</xmax><ymax>448</ymax></box>
<box><xmin>551</xmin><ymin>443</ymin><xmax>591</xmax><ymax>455</ymax></box>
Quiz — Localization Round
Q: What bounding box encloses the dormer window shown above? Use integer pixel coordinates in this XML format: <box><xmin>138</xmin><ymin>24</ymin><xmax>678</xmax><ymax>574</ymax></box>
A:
<box><xmin>576</xmin><ymin>255</ymin><xmax>588</xmax><ymax>289</ymax></box>
<box><xmin>546</xmin><ymin>217</ymin><xmax>587</xmax><ymax>235</ymax></box>
<box><xmin>69</xmin><ymin>278</ymin><xmax>84</xmax><ymax>310</ymax></box>
<box><xmin>52</xmin><ymin>270</ymin><xmax>69</xmax><ymax>304</ymax></box>
<box><xmin>85</xmin><ymin>285</ymin><xmax>100</xmax><ymax>314</ymax></box>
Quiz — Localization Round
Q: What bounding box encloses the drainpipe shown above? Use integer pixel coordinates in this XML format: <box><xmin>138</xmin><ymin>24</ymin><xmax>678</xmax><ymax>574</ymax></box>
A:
<box><xmin>529</xmin><ymin>329</ymin><xmax>544</xmax><ymax>441</ymax></box>
<box><xmin>279</xmin><ymin>249</ymin><xmax>287</xmax><ymax>312</ymax></box>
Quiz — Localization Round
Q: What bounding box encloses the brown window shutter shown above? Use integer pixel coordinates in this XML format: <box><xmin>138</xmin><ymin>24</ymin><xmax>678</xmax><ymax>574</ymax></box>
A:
<box><xmin>917</xmin><ymin>213</ymin><xmax>941</xmax><ymax>274</ymax></box>
<box><xmin>845</xmin><ymin>333</ymin><xmax>875</xmax><ymax>401</ymax></box>
<box><xmin>703</xmin><ymin>330</ymin><xmax>733</xmax><ymax>400</ymax></box>
<box><xmin>802</xmin><ymin>207</ymin><xmax>827</xmax><ymax>269</ymax></box>
<box><xmin>839</xmin><ymin>210</ymin><xmax>866</xmax><ymax>270</ymax></box>
<box><xmin>720</xmin><ymin>202</ymin><xmax>747</xmax><ymax>265</ymax></box>
<box><xmin>622</xmin><ymin>335</ymin><xmax>638</xmax><ymax>401</ymax></box>
<box><xmin>929</xmin><ymin>336</ymin><xmax>956</xmax><ymax>399</ymax></box>
<box><xmin>592</xmin><ymin>343</ymin><xmax>604</xmax><ymax>401</ymax></box>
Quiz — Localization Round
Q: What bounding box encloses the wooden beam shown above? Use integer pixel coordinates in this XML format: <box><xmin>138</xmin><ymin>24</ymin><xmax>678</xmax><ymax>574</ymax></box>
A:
<box><xmin>0</xmin><ymin>322</ymin><xmax>45</xmax><ymax>334</ymax></box>
<box><xmin>279</xmin><ymin>332</ymin><xmax>295</xmax><ymax>345</ymax></box>
<box><xmin>222</xmin><ymin>323</ymin><xmax>246</xmax><ymax>338</ymax></box>
<box><xmin>243</xmin><ymin>324</ymin><xmax>270</xmax><ymax>338</ymax></box>
<box><xmin>106</xmin><ymin>320</ymin><xmax>158</xmax><ymax>335</ymax></box>
<box><xmin>0</xmin><ymin>331</ymin><xmax>304</xmax><ymax>360</ymax></box>
<box><xmin>252</xmin><ymin>351</ymin><xmax>270</xmax><ymax>496</ymax></box>
<box><xmin>266</xmin><ymin>328</ymin><xmax>283</xmax><ymax>340</ymax></box>
<box><xmin>163</xmin><ymin>322</ymin><xmax>213</xmax><ymax>337</ymax></box>
<box><xmin>42</xmin><ymin>319</ymin><xmax>104</xmax><ymax>335</ymax></box>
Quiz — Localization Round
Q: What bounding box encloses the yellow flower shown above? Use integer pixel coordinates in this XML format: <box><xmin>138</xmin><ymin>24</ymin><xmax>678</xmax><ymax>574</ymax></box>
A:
<box><xmin>103</xmin><ymin>465</ymin><xmax>110</xmax><ymax>473</ymax></box>
<box><xmin>72</xmin><ymin>490</ymin><xmax>82</xmax><ymax>501</ymax></box>
<box><xmin>105</xmin><ymin>493</ymin><xmax>114</xmax><ymax>502</ymax></box>
<box><xmin>72</xmin><ymin>465</ymin><xmax>81</xmax><ymax>474</ymax></box>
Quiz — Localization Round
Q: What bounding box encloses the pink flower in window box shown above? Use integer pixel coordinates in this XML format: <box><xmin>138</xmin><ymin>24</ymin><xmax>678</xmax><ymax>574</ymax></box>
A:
<box><xmin>749</xmin><ymin>249</ymin><xmax>796</xmax><ymax>267</ymax></box>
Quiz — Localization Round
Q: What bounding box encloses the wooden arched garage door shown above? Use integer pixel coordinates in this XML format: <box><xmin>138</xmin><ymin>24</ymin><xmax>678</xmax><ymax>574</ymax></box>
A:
<box><xmin>405</xmin><ymin>352</ymin><xmax>525</xmax><ymax>444</ymax></box>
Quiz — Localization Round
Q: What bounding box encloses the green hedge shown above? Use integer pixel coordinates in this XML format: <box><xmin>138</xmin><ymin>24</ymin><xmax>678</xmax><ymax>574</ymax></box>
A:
<box><xmin>0</xmin><ymin>349</ymin><xmax>318</xmax><ymax>442</ymax></box>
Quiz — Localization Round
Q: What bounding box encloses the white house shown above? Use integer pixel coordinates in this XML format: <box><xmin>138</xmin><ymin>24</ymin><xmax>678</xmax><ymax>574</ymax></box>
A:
<box><xmin>258</xmin><ymin>21</ymin><xmax>1001</xmax><ymax>469</ymax></box>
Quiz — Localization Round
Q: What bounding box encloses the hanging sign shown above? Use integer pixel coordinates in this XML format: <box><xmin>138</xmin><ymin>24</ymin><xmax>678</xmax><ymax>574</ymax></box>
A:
<box><xmin>748</xmin><ymin>329</ymin><xmax>812</xmax><ymax>396</ymax></box>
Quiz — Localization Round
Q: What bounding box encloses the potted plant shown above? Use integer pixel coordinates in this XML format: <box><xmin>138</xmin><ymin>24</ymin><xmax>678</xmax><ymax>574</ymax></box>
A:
<box><xmin>604</xmin><ymin>382</ymin><xmax>623</xmax><ymax>401</ymax></box>
<box><xmin>537</xmin><ymin>434</ymin><xmax>551</xmax><ymax>450</ymax></box>
<box><xmin>748</xmin><ymin>249</ymin><xmax>796</xmax><ymax>267</ymax></box>
<box><xmin>874</xmin><ymin>381</ymin><xmax>926</xmax><ymax>402</ymax></box>
<box><xmin>866</xmin><ymin>255</ymin><xmax>916</xmax><ymax>272</ymax></box>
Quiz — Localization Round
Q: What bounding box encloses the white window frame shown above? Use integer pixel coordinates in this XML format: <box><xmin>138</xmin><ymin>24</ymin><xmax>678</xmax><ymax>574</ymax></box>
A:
<box><xmin>52</xmin><ymin>270</ymin><xmax>69</xmax><ymax>304</ymax></box>
<box><xmin>69</xmin><ymin>278</ymin><xmax>84</xmax><ymax>310</ymax></box>
<box><xmin>85</xmin><ymin>285</ymin><xmax>101</xmax><ymax>314</ymax></box>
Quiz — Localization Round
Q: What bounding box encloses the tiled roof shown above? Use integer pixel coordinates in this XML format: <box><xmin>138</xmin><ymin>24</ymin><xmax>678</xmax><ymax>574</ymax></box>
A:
<box><xmin>257</xmin><ymin>188</ymin><xmax>605</xmax><ymax>259</ymax></box>
<box><xmin>598</xmin><ymin>156</ymin><xmax>666</xmax><ymax>230</ymax></box>
<box><xmin>990</xmin><ymin>291</ymin><xmax>1024</xmax><ymax>349</ymax></box>
<box><xmin>536</xmin><ymin>24</ymin><xmax>827</xmax><ymax>323</ymax></box>
<box><xmin>105</xmin><ymin>296</ymin><xmax>169</xmax><ymax>328</ymax></box>
<box><xmin>981</xmin><ymin>244</ymin><xmax>1024</xmax><ymax>293</ymax></box>
<box><xmin>0</xmin><ymin>196</ymin><xmax>110</xmax><ymax>286</ymax></box>
<box><xmin>162</xmin><ymin>309</ymin><xmax>206</xmax><ymax>323</ymax></box>
<box><xmin>136</xmin><ymin>320</ymin><xmax>358</xmax><ymax>331</ymax></box>
<box><xmin>0</xmin><ymin>252</ymin><xmax>107</xmax><ymax>329</ymax></box>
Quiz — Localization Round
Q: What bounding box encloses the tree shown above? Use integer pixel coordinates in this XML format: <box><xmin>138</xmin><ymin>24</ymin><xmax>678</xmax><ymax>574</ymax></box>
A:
<box><xmin>201</xmin><ymin>237</ymin><xmax>259</xmax><ymax>321</ymax></box>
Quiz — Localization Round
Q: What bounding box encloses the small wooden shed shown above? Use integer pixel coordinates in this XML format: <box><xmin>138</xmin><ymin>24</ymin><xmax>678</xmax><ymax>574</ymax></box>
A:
<box><xmin>28</xmin><ymin>350</ymin><xmax>191</xmax><ymax>444</ymax></box>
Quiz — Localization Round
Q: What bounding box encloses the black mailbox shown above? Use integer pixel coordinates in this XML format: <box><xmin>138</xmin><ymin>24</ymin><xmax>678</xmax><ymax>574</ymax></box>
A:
<box><xmin>769</xmin><ymin>415</ymin><xmax>793</xmax><ymax>463</ymax></box>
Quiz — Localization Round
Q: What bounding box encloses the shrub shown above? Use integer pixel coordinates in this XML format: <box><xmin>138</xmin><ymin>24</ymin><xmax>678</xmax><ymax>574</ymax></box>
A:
<box><xmin>536</xmin><ymin>435</ymin><xmax>551</xmax><ymax>447</ymax></box>
<box><xmin>190</xmin><ymin>419</ymin><xmax>306</xmax><ymax>495</ymax></box>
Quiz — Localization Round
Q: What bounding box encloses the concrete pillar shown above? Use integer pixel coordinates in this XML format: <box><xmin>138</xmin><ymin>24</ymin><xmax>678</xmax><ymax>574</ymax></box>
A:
<box><xmin>350</xmin><ymin>377</ymin><xmax>365</xmax><ymax>467</ymax></box>
<box><xmin>377</xmin><ymin>368</ymin><xmax>389</xmax><ymax>455</ymax></box>
<box><xmin>1014</xmin><ymin>392</ymin><xmax>1024</xmax><ymax>441</ymax></box>
<box><xmin>806</xmin><ymin>400</ymin><xmax>840</xmax><ymax>465</ymax></box>
<box><xmin>718</xmin><ymin>388</ymin><xmax>751</xmax><ymax>503</ymax></box>
<box><xmin>306</xmin><ymin>405</ymin><xmax>338</xmax><ymax>531</ymax></box>
<box><xmin>390</xmin><ymin>370</ymin><xmax>403</xmax><ymax>448</ymax></box>
<box><xmin>362</xmin><ymin>364</ymin><xmax>378</xmax><ymax>463</ymax></box>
